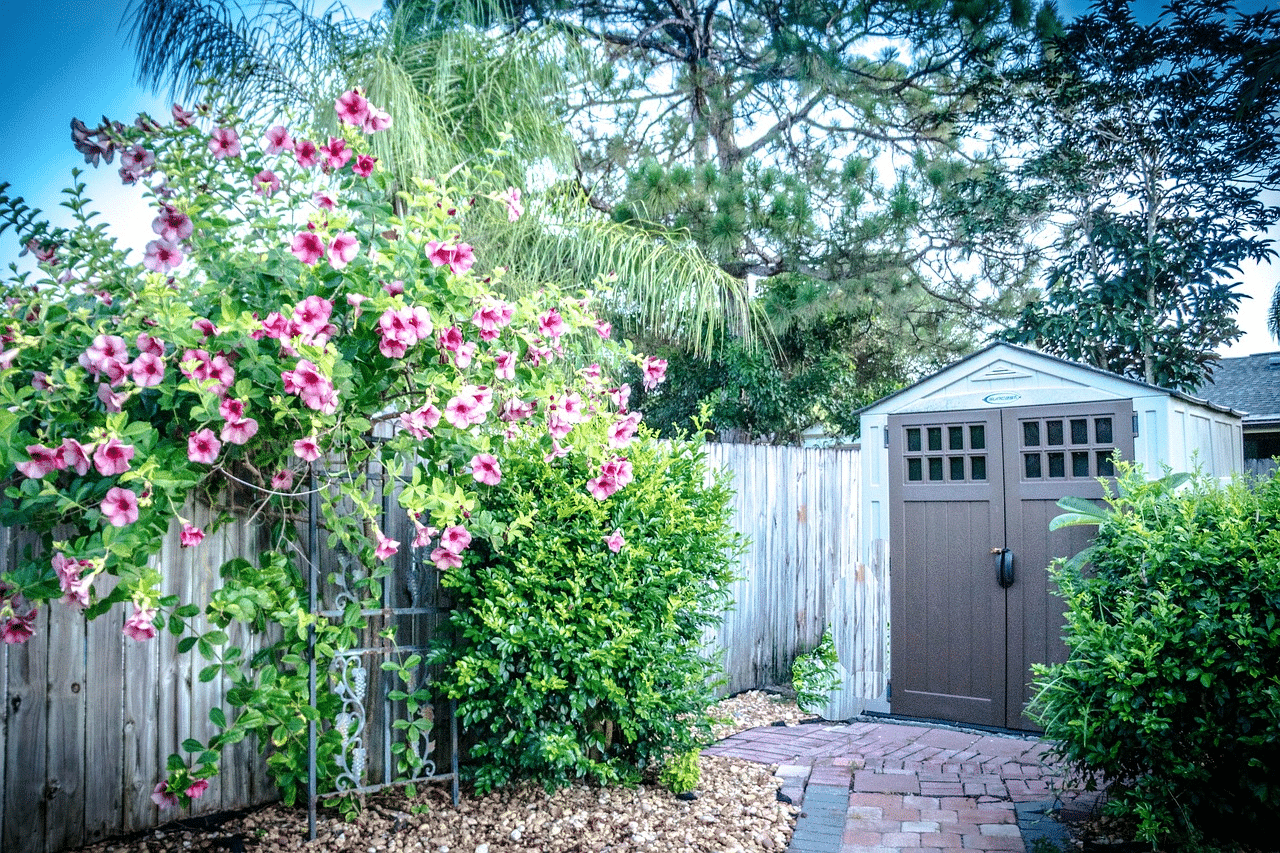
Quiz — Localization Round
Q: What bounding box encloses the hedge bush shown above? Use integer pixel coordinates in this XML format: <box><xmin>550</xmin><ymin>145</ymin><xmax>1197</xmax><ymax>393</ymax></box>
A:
<box><xmin>1032</xmin><ymin>465</ymin><xmax>1280</xmax><ymax>850</ymax></box>
<box><xmin>431</xmin><ymin>425</ymin><xmax>743</xmax><ymax>792</ymax></box>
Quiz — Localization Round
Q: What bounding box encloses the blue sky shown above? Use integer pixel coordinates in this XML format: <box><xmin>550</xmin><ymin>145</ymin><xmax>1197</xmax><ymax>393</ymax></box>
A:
<box><xmin>2</xmin><ymin>0</ymin><xmax>1276</xmax><ymax>355</ymax></box>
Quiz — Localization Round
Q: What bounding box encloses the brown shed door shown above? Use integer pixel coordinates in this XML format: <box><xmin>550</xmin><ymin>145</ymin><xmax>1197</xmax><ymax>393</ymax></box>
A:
<box><xmin>888</xmin><ymin>400</ymin><xmax>1133</xmax><ymax>730</ymax></box>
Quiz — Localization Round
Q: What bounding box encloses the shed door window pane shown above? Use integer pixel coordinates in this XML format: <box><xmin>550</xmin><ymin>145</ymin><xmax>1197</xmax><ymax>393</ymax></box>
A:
<box><xmin>1070</xmin><ymin>418</ymin><xmax>1088</xmax><ymax>444</ymax></box>
<box><xmin>950</xmin><ymin>457</ymin><xmax>966</xmax><ymax>481</ymax></box>
<box><xmin>971</xmin><ymin>456</ymin><xmax>987</xmax><ymax>481</ymax></box>
<box><xmin>1047</xmin><ymin>420</ymin><xmax>1064</xmax><ymax>446</ymax></box>
<box><xmin>1048</xmin><ymin>452</ymin><xmax>1066</xmax><ymax>478</ymax></box>
<box><xmin>927</xmin><ymin>427</ymin><xmax>943</xmax><ymax>451</ymax></box>
<box><xmin>1025</xmin><ymin>453</ymin><xmax>1042</xmax><ymax>479</ymax></box>
<box><xmin>908</xmin><ymin>458</ymin><xmax>923</xmax><ymax>481</ymax></box>
<box><xmin>1023</xmin><ymin>422</ymin><xmax>1040</xmax><ymax>447</ymax></box>
<box><xmin>970</xmin><ymin>425</ymin><xmax>986</xmax><ymax>450</ymax></box>
<box><xmin>949</xmin><ymin>426</ymin><xmax>964</xmax><ymax>450</ymax></box>
<box><xmin>1095</xmin><ymin>417</ymin><xmax>1113</xmax><ymax>444</ymax></box>
<box><xmin>1097</xmin><ymin>452</ymin><xmax>1115</xmax><ymax>477</ymax></box>
<box><xmin>1072</xmin><ymin>451</ymin><xmax>1090</xmax><ymax>477</ymax></box>
<box><xmin>928</xmin><ymin>457</ymin><xmax>944</xmax><ymax>481</ymax></box>
<box><xmin>907</xmin><ymin>428</ymin><xmax>921</xmax><ymax>452</ymax></box>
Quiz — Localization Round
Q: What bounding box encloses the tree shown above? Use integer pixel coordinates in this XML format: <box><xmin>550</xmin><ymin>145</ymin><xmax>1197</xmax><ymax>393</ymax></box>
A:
<box><xmin>124</xmin><ymin>0</ymin><xmax>759</xmax><ymax>356</ymax></box>
<box><xmin>1001</xmin><ymin>0</ymin><xmax>1280</xmax><ymax>392</ymax></box>
<box><xmin>397</xmin><ymin>0</ymin><xmax>1051</xmax><ymax>439</ymax></box>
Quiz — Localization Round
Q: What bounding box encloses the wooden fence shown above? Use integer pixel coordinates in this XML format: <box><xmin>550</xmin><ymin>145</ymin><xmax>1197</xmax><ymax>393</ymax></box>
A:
<box><xmin>702</xmin><ymin>444</ymin><xmax>887</xmax><ymax>716</ymax></box>
<box><xmin>1</xmin><ymin>443</ymin><xmax>886</xmax><ymax>852</ymax></box>
<box><xmin>0</xmin><ymin>504</ymin><xmax>275</xmax><ymax>853</ymax></box>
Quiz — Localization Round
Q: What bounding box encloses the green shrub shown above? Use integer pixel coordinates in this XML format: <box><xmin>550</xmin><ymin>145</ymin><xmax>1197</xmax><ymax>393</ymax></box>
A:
<box><xmin>792</xmin><ymin>628</ymin><xmax>840</xmax><ymax>714</ymax></box>
<box><xmin>431</xmin><ymin>426</ymin><xmax>743</xmax><ymax>793</ymax></box>
<box><xmin>1032</xmin><ymin>465</ymin><xmax>1280</xmax><ymax>850</ymax></box>
<box><xmin>658</xmin><ymin>748</ymin><xmax>701</xmax><ymax>794</ymax></box>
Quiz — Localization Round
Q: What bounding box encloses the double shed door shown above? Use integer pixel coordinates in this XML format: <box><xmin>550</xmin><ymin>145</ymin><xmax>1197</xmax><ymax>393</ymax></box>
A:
<box><xmin>888</xmin><ymin>400</ymin><xmax>1133</xmax><ymax>730</ymax></box>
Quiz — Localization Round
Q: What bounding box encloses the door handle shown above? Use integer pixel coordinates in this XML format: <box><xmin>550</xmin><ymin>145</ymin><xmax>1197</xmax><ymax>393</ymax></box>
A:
<box><xmin>992</xmin><ymin>547</ymin><xmax>1015</xmax><ymax>588</ymax></box>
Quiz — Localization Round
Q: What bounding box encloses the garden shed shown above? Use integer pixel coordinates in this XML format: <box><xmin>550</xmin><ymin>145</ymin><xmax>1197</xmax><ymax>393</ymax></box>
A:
<box><xmin>857</xmin><ymin>342</ymin><xmax>1242</xmax><ymax>730</ymax></box>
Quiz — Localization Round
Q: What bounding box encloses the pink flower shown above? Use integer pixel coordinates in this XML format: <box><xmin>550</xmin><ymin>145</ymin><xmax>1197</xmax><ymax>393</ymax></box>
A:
<box><xmin>186</xmin><ymin>780</ymin><xmax>209</xmax><ymax>800</ymax></box>
<box><xmin>263</xmin><ymin>125</ymin><xmax>294</xmax><ymax>153</ymax></box>
<box><xmin>188</xmin><ymin>429</ymin><xmax>221</xmax><ymax>465</ymax></box>
<box><xmin>362</xmin><ymin>104</ymin><xmax>392</xmax><ymax>133</ymax></box>
<box><xmin>374</xmin><ymin>533</ymin><xmax>399</xmax><ymax>561</ymax></box>
<box><xmin>254</xmin><ymin>170</ymin><xmax>281</xmax><ymax>197</ymax></box>
<box><xmin>221</xmin><ymin>417</ymin><xmax>258</xmax><ymax>445</ymax></box>
<box><xmin>130</xmin><ymin>352</ymin><xmax>165</xmax><ymax>387</ymax></box>
<box><xmin>335</xmin><ymin>89</ymin><xmax>370</xmax><ymax>127</ymax></box>
<box><xmin>151</xmin><ymin>780</ymin><xmax>179</xmax><ymax>809</ymax></box>
<box><xmin>608</xmin><ymin>385</ymin><xmax>632</xmax><ymax>410</ymax></box>
<box><xmin>470</xmin><ymin>453</ymin><xmax>501</xmax><ymax>485</ymax></box>
<box><xmin>430</xmin><ymin>547</ymin><xmax>462</xmax><ymax>571</ymax></box>
<box><xmin>494</xmin><ymin>350</ymin><xmax>516</xmax><ymax>381</ymax></box>
<box><xmin>93</xmin><ymin>437</ymin><xmax>135</xmax><ymax>476</ymax></box>
<box><xmin>219</xmin><ymin>398</ymin><xmax>246</xmax><ymax>421</ymax></box>
<box><xmin>81</xmin><ymin>334</ymin><xmax>128</xmax><ymax>375</ymax></box>
<box><xmin>98</xmin><ymin>383</ymin><xmax>127</xmax><ymax>412</ymax></box>
<box><xmin>293</xmin><ymin>436</ymin><xmax>322</xmax><ymax>462</ymax></box>
<box><xmin>54</xmin><ymin>553</ymin><xmax>94</xmax><ymax>609</ymax></box>
<box><xmin>294</xmin><ymin>138</ymin><xmax>321</xmax><ymax>168</ymax></box>
<box><xmin>271</xmin><ymin>469</ymin><xmax>294</xmax><ymax>490</ymax></box>
<box><xmin>500</xmin><ymin>186</ymin><xmax>523</xmax><ymax>221</ymax></box>
<box><xmin>444</xmin><ymin>385</ymin><xmax>493</xmax><ymax>429</ymax></box>
<box><xmin>400</xmin><ymin>404</ymin><xmax>441</xmax><ymax>438</ymax></box>
<box><xmin>171</xmin><ymin>104</ymin><xmax>195</xmax><ymax>127</ymax></box>
<box><xmin>144</xmin><ymin>240</ymin><xmax>184</xmax><ymax>272</ymax></box>
<box><xmin>425</xmin><ymin>241</ymin><xmax>475</xmax><ymax>275</ymax></box>
<box><xmin>605</xmin><ymin>529</ymin><xmax>625</xmax><ymax>553</ymax></box>
<box><xmin>352</xmin><ymin>154</ymin><xmax>376</xmax><ymax>177</ymax></box>
<box><xmin>608</xmin><ymin>412</ymin><xmax>643</xmax><ymax>448</ymax></box>
<box><xmin>383</xmin><ymin>279</ymin><xmax>405</xmax><ymax>296</ymax></box>
<box><xmin>282</xmin><ymin>360</ymin><xmax>337</xmax><ymax>413</ymax></box>
<box><xmin>327</xmin><ymin>232</ymin><xmax>358</xmax><ymax>269</ymax></box>
<box><xmin>454</xmin><ymin>342</ymin><xmax>476</xmax><ymax>369</ymax></box>
<box><xmin>152</xmin><ymin>206</ymin><xmax>193</xmax><ymax>242</ymax></box>
<box><xmin>124</xmin><ymin>604</ymin><xmax>157</xmax><ymax>641</ymax></box>
<box><xmin>137</xmin><ymin>333</ymin><xmax>166</xmax><ymax>357</ymax></box>
<box><xmin>320</xmin><ymin>137</ymin><xmax>352</xmax><ymax>170</ymax></box>
<box><xmin>291</xmin><ymin>232</ymin><xmax>325</xmax><ymax>265</ymax></box>
<box><xmin>313</xmin><ymin>191</ymin><xmax>337</xmax><ymax>210</ymax></box>
<box><xmin>1</xmin><ymin>610</ymin><xmax>37</xmax><ymax>644</ymax></box>
<box><xmin>411</xmin><ymin>521</ymin><xmax>437</xmax><ymax>549</ymax></box>
<box><xmin>642</xmin><ymin>356</ymin><xmax>668</xmax><ymax>391</ymax></box>
<box><xmin>208</xmin><ymin>127</ymin><xmax>242</xmax><ymax>159</ymax></box>
<box><xmin>500</xmin><ymin>398</ymin><xmax>536</xmax><ymax>422</ymax></box>
<box><xmin>101</xmin><ymin>487</ymin><xmax>140</xmax><ymax>527</ymax></box>
<box><xmin>292</xmin><ymin>295</ymin><xmax>334</xmax><ymax>338</ymax></box>
<box><xmin>57</xmin><ymin>438</ymin><xmax>92</xmax><ymax>476</ymax></box>
<box><xmin>538</xmin><ymin>308</ymin><xmax>566</xmax><ymax>339</ymax></box>
<box><xmin>437</xmin><ymin>326</ymin><xmax>463</xmax><ymax>353</ymax></box>
<box><xmin>440</xmin><ymin>525</ymin><xmax>472</xmax><ymax>554</ymax></box>
<box><xmin>16</xmin><ymin>444</ymin><xmax>60</xmax><ymax>478</ymax></box>
<box><xmin>587</xmin><ymin>456</ymin><xmax>634</xmax><ymax>501</ymax></box>
<box><xmin>180</xmin><ymin>523</ymin><xmax>205</xmax><ymax>547</ymax></box>
<box><xmin>471</xmin><ymin>299</ymin><xmax>514</xmax><ymax>339</ymax></box>
<box><xmin>595</xmin><ymin>319</ymin><xmax>612</xmax><ymax>339</ymax></box>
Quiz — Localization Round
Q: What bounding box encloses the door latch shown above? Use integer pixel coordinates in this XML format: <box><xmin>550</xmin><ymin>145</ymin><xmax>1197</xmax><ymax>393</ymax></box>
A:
<box><xmin>992</xmin><ymin>547</ymin><xmax>1015</xmax><ymax>588</ymax></box>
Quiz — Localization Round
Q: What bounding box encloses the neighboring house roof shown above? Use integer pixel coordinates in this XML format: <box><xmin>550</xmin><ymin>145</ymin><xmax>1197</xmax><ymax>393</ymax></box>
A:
<box><xmin>1196</xmin><ymin>352</ymin><xmax>1280</xmax><ymax>427</ymax></box>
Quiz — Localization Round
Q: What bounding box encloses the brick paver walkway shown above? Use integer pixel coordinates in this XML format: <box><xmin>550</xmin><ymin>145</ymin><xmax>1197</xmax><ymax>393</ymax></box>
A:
<box><xmin>704</xmin><ymin>719</ymin><xmax>1065</xmax><ymax>853</ymax></box>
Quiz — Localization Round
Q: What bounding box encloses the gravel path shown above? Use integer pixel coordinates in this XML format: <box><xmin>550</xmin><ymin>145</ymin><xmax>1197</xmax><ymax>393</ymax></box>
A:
<box><xmin>75</xmin><ymin>692</ymin><xmax>809</xmax><ymax>853</ymax></box>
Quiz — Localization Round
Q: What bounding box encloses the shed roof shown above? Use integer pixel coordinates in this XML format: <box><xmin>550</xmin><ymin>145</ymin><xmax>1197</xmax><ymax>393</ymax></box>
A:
<box><xmin>860</xmin><ymin>342</ymin><xmax>1239</xmax><ymax>418</ymax></box>
<box><xmin>1195</xmin><ymin>352</ymin><xmax>1280</xmax><ymax>426</ymax></box>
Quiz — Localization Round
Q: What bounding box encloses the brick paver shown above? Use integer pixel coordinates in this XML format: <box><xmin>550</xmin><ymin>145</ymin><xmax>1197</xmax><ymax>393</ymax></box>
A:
<box><xmin>704</xmin><ymin>718</ymin><xmax>1065</xmax><ymax>853</ymax></box>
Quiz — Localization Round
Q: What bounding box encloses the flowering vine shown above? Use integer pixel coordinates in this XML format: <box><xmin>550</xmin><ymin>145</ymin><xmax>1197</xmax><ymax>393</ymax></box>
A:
<box><xmin>0</xmin><ymin>87</ymin><xmax>667</xmax><ymax>808</ymax></box>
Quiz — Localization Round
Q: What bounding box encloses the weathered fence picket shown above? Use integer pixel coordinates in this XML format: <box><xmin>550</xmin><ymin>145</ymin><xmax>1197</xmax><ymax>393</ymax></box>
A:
<box><xmin>2</xmin><ymin>443</ymin><xmax>887</xmax><ymax>853</ymax></box>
